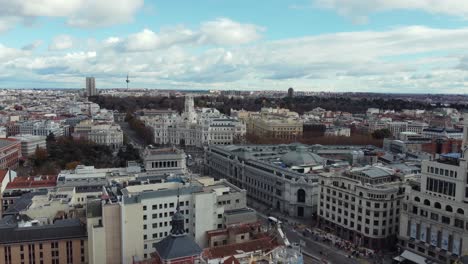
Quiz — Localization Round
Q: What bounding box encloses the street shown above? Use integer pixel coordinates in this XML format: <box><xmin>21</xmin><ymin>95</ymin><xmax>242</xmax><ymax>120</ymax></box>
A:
<box><xmin>256</xmin><ymin>211</ymin><xmax>360</xmax><ymax>264</ymax></box>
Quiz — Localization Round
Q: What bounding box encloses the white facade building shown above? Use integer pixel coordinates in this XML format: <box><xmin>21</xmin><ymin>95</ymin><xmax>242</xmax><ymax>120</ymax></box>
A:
<box><xmin>107</xmin><ymin>177</ymin><xmax>252</xmax><ymax>262</ymax></box>
<box><xmin>9</xmin><ymin>135</ymin><xmax>46</xmax><ymax>157</ymax></box>
<box><xmin>19</xmin><ymin>120</ymin><xmax>65</xmax><ymax>137</ymax></box>
<box><xmin>398</xmin><ymin>114</ymin><xmax>468</xmax><ymax>264</ymax></box>
<box><xmin>86</xmin><ymin>77</ymin><xmax>97</xmax><ymax>97</ymax></box>
<box><xmin>318</xmin><ymin>166</ymin><xmax>405</xmax><ymax>250</ymax></box>
<box><xmin>147</xmin><ymin>96</ymin><xmax>246</xmax><ymax>147</ymax></box>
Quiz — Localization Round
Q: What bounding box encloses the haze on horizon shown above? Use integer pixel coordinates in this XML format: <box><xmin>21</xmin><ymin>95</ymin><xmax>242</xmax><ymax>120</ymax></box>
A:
<box><xmin>1</xmin><ymin>0</ymin><xmax>468</xmax><ymax>94</ymax></box>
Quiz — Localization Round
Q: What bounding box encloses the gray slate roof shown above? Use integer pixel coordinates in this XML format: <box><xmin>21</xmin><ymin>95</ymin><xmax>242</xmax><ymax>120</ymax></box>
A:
<box><xmin>154</xmin><ymin>235</ymin><xmax>202</xmax><ymax>260</ymax></box>
<box><xmin>0</xmin><ymin>219</ymin><xmax>86</xmax><ymax>244</ymax></box>
<box><xmin>281</xmin><ymin>146</ymin><xmax>324</xmax><ymax>167</ymax></box>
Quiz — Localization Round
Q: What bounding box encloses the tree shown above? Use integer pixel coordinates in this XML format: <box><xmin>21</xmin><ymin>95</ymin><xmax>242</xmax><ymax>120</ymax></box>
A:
<box><xmin>372</xmin><ymin>128</ymin><xmax>392</xmax><ymax>139</ymax></box>
<box><xmin>46</xmin><ymin>132</ymin><xmax>56</xmax><ymax>143</ymax></box>
<box><xmin>65</xmin><ymin>161</ymin><xmax>80</xmax><ymax>170</ymax></box>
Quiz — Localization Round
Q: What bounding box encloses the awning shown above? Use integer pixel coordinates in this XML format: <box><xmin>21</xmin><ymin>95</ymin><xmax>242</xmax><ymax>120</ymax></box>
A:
<box><xmin>399</xmin><ymin>250</ymin><xmax>427</xmax><ymax>264</ymax></box>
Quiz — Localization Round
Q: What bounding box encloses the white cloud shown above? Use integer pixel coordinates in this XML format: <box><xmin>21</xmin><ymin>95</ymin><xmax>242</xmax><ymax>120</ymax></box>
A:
<box><xmin>48</xmin><ymin>35</ymin><xmax>73</xmax><ymax>51</ymax></box>
<box><xmin>314</xmin><ymin>0</ymin><xmax>468</xmax><ymax>21</ymax></box>
<box><xmin>118</xmin><ymin>18</ymin><xmax>262</xmax><ymax>52</ymax></box>
<box><xmin>0</xmin><ymin>0</ymin><xmax>143</xmax><ymax>30</ymax></box>
<box><xmin>1</xmin><ymin>25</ymin><xmax>468</xmax><ymax>93</ymax></box>
<box><xmin>198</xmin><ymin>18</ymin><xmax>263</xmax><ymax>45</ymax></box>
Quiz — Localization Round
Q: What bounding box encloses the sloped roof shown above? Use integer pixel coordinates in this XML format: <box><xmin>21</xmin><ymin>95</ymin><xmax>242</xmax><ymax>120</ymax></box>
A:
<box><xmin>223</xmin><ymin>256</ymin><xmax>241</xmax><ymax>264</ymax></box>
<box><xmin>0</xmin><ymin>219</ymin><xmax>86</xmax><ymax>244</ymax></box>
<box><xmin>154</xmin><ymin>235</ymin><xmax>202</xmax><ymax>260</ymax></box>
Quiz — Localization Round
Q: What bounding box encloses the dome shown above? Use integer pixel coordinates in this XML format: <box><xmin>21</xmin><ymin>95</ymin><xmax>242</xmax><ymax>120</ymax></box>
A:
<box><xmin>281</xmin><ymin>146</ymin><xmax>323</xmax><ymax>167</ymax></box>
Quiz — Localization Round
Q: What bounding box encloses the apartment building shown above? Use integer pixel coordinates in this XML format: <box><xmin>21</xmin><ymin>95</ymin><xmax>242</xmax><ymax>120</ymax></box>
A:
<box><xmin>9</xmin><ymin>135</ymin><xmax>46</xmax><ymax>157</ymax></box>
<box><xmin>19</xmin><ymin>120</ymin><xmax>66</xmax><ymax>137</ymax></box>
<box><xmin>0</xmin><ymin>139</ymin><xmax>21</xmax><ymax>170</ymax></box>
<box><xmin>0</xmin><ymin>218</ymin><xmax>88</xmax><ymax>264</ymax></box>
<box><xmin>249</xmin><ymin>116</ymin><xmax>303</xmax><ymax>140</ymax></box>
<box><xmin>398</xmin><ymin>114</ymin><xmax>468</xmax><ymax>264</ymax></box>
<box><xmin>87</xmin><ymin>177</ymin><xmax>253</xmax><ymax>263</ymax></box>
<box><xmin>317</xmin><ymin>166</ymin><xmax>405</xmax><ymax>250</ymax></box>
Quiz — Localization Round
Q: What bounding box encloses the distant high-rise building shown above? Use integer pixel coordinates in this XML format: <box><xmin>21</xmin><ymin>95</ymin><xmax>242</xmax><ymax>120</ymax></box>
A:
<box><xmin>85</xmin><ymin>77</ymin><xmax>97</xmax><ymax>97</ymax></box>
<box><xmin>288</xmin><ymin>87</ymin><xmax>294</xmax><ymax>98</ymax></box>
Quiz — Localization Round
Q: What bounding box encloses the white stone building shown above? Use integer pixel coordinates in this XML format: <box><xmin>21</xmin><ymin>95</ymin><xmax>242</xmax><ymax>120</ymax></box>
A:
<box><xmin>9</xmin><ymin>135</ymin><xmax>46</xmax><ymax>157</ymax></box>
<box><xmin>19</xmin><ymin>120</ymin><xmax>66</xmax><ymax>137</ymax></box>
<box><xmin>147</xmin><ymin>96</ymin><xmax>246</xmax><ymax>147</ymax></box>
<box><xmin>87</xmin><ymin>177</ymin><xmax>253</xmax><ymax>263</ymax></box>
<box><xmin>317</xmin><ymin>166</ymin><xmax>405</xmax><ymax>250</ymax></box>
<box><xmin>397</xmin><ymin>114</ymin><xmax>468</xmax><ymax>264</ymax></box>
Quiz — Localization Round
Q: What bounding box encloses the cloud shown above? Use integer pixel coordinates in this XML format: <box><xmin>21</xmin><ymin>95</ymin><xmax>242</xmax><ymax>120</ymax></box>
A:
<box><xmin>1</xmin><ymin>25</ymin><xmax>468</xmax><ymax>93</ymax></box>
<box><xmin>314</xmin><ymin>0</ymin><xmax>468</xmax><ymax>22</ymax></box>
<box><xmin>198</xmin><ymin>18</ymin><xmax>263</xmax><ymax>45</ymax></box>
<box><xmin>117</xmin><ymin>18</ymin><xmax>263</xmax><ymax>52</ymax></box>
<box><xmin>21</xmin><ymin>40</ymin><xmax>43</xmax><ymax>51</ymax></box>
<box><xmin>0</xmin><ymin>0</ymin><xmax>143</xmax><ymax>30</ymax></box>
<box><xmin>48</xmin><ymin>35</ymin><xmax>73</xmax><ymax>51</ymax></box>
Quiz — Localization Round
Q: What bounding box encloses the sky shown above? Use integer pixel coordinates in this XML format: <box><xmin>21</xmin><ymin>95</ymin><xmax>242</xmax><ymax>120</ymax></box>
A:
<box><xmin>1</xmin><ymin>0</ymin><xmax>468</xmax><ymax>93</ymax></box>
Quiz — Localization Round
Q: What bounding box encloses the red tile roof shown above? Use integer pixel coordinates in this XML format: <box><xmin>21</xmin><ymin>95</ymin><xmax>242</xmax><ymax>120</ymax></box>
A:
<box><xmin>5</xmin><ymin>175</ymin><xmax>57</xmax><ymax>189</ymax></box>
<box><xmin>202</xmin><ymin>235</ymin><xmax>278</xmax><ymax>260</ymax></box>
<box><xmin>0</xmin><ymin>170</ymin><xmax>7</xmax><ymax>182</ymax></box>
<box><xmin>223</xmin><ymin>256</ymin><xmax>240</xmax><ymax>264</ymax></box>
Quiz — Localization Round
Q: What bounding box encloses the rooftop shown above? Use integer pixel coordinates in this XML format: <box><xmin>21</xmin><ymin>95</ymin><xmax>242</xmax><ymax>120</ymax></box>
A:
<box><xmin>202</xmin><ymin>235</ymin><xmax>278</xmax><ymax>260</ymax></box>
<box><xmin>0</xmin><ymin>218</ymin><xmax>86</xmax><ymax>244</ymax></box>
<box><xmin>0</xmin><ymin>138</ymin><xmax>19</xmax><ymax>149</ymax></box>
<box><xmin>6</xmin><ymin>175</ymin><xmax>57</xmax><ymax>190</ymax></box>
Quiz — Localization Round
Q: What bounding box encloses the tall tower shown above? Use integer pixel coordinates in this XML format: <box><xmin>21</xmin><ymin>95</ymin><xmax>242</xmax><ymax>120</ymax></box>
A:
<box><xmin>184</xmin><ymin>95</ymin><xmax>196</xmax><ymax>123</ymax></box>
<box><xmin>288</xmin><ymin>87</ymin><xmax>294</xmax><ymax>98</ymax></box>
<box><xmin>85</xmin><ymin>77</ymin><xmax>97</xmax><ymax>97</ymax></box>
<box><xmin>463</xmin><ymin>113</ymin><xmax>468</xmax><ymax>151</ymax></box>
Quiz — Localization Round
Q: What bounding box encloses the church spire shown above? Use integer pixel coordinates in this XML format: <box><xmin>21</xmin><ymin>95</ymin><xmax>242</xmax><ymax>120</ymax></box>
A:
<box><xmin>170</xmin><ymin>187</ymin><xmax>185</xmax><ymax>237</ymax></box>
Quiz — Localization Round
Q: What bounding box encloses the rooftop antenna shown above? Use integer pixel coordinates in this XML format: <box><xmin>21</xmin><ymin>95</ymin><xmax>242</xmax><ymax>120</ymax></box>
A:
<box><xmin>126</xmin><ymin>73</ymin><xmax>130</xmax><ymax>89</ymax></box>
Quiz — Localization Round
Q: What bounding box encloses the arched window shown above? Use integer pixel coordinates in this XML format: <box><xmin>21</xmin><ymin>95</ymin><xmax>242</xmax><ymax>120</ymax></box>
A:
<box><xmin>457</xmin><ymin>208</ymin><xmax>464</xmax><ymax>215</ymax></box>
<box><xmin>297</xmin><ymin>189</ymin><xmax>306</xmax><ymax>203</ymax></box>
<box><xmin>414</xmin><ymin>197</ymin><xmax>420</xmax><ymax>202</ymax></box>
<box><xmin>434</xmin><ymin>202</ymin><xmax>441</xmax><ymax>209</ymax></box>
<box><xmin>446</xmin><ymin>205</ymin><xmax>453</xmax><ymax>212</ymax></box>
<box><xmin>424</xmin><ymin>199</ymin><xmax>430</xmax><ymax>206</ymax></box>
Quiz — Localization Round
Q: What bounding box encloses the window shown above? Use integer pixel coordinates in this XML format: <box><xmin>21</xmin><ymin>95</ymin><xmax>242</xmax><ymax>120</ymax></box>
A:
<box><xmin>169</xmin><ymin>203</ymin><xmax>174</xmax><ymax>208</ymax></box>
<box><xmin>152</xmin><ymin>214</ymin><xmax>157</xmax><ymax>219</ymax></box>
<box><xmin>455</xmin><ymin>219</ymin><xmax>464</xmax><ymax>229</ymax></box>
<box><xmin>143</xmin><ymin>215</ymin><xmax>147</xmax><ymax>220</ymax></box>
<box><xmin>217</xmin><ymin>214</ymin><xmax>222</xmax><ymax>219</ymax></box>
<box><xmin>442</xmin><ymin>216</ymin><xmax>450</xmax><ymax>224</ymax></box>
<box><xmin>143</xmin><ymin>205</ymin><xmax>147</xmax><ymax>211</ymax></box>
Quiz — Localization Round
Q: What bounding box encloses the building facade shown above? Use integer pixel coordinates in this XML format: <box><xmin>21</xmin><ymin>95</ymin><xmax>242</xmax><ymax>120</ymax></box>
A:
<box><xmin>0</xmin><ymin>139</ymin><xmax>21</xmax><ymax>170</ymax></box>
<box><xmin>9</xmin><ymin>135</ymin><xmax>46</xmax><ymax>157</ymax></box>
<box><xmin>87</xmin><ymin>177</ymin><xmax>252</xmax><ymax>263</ymax></box>
<box><xmin>0</xmin><ymin>218</ymin><xmax>88</xmax><ymax>264</ymax></box>
<box><xmin>398</xmin><ymin>114</ymin><xmax>468</xmax><ymax>264</ymax></box>
<box><xmin>206</xmin><ymin>144</ymin><xmax>320</xmax><ymax>218</ymax></box>
<box><xmin>317</xmin><ymin>166</ymin><xmax>405</xmax><ymax>250</ymax></box>
<box><xmin>146</xmin><ymin>96</ymin><xmax>246</xmax><ymax>147</ymax></box>
<box><xmin>85</xmin><ymin>77</ymin><xmax>97</xmax><ymax>97</ymax></box>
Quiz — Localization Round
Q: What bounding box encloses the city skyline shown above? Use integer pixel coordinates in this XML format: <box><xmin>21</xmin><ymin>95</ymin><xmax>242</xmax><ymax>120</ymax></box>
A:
<box><xmin>1</xmin><ymin>1</ymin><xmax>468</xmax><ymax>93</ymax></box>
